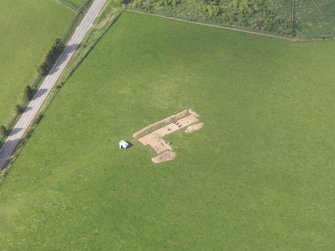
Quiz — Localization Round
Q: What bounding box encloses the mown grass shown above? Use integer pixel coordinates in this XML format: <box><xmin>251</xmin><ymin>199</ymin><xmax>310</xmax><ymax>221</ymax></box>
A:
<box><xmin>0</xmin><ymin>0</ymin><xmax>73</xmax><ymax>126</ymax></box>
<box><xmin>1</xmin><ymin>12</ymin><xmax>335</xmax><ymax>250</ymax></box>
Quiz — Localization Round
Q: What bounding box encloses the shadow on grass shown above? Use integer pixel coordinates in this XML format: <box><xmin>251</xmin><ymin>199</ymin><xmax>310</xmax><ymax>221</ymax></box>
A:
<box><xmin>126</xmin><ymin>141</ymin><xmax>134</xmax><ymax>149</ymax></box>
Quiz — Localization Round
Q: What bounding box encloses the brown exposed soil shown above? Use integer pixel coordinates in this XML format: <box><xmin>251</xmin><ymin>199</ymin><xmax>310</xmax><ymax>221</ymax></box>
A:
<box><xmin>134</xmin><ymin>108</ymin><xmax>203</xmax><ymax>163</ymax></box>
<box><xmin>152</xmin><ymin>151</ymin><xmax>176</xmax><ymax>163</ymax></box>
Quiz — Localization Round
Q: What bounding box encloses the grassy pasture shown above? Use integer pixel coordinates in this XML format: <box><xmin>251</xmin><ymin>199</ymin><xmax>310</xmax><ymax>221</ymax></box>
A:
<box><xmin>0</xmin><ymin>0</ymin><xmax>73</xmax><ymax>126</ymax></box>
<box><xmin>1</xmin><ymin>11</ymin><xmax>335</xmax><ymax>250</ymax></box>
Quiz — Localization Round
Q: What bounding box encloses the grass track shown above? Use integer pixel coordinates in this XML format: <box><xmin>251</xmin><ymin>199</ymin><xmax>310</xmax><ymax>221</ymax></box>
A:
<box><xmin>1</xmin><ymin>12</ymin><xmax>335</xmax><ymax>250</ymax></box>
<box><xmin>0</xmin><ymin>0</ymin><xmax>73</xmax><ymax>125</ymax></box>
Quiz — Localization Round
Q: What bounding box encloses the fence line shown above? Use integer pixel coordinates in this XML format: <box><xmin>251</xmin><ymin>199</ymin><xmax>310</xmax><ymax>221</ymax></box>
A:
<box><xmin>291</xmin><ymin>0</ymin><xmax>296</xmax><ymax>38</ymax></box>
<box><xmin>54</xmin><ymin>0</ymin><xmax>78</xmax><ymax>12</ymax></box>
<box><xmin>127</xmin><ymin>9</ymin><xmax>295</xmax><ymax>41</ymax></box>
<box><xmin>62</xmin><ymin>0</ymin><xmax>94</xmax><ymax>43</ymax></box>
<box><xmin>128</xmin><ymin>8</ymin><xmax>335</xmax><ymax>42</ymax></box>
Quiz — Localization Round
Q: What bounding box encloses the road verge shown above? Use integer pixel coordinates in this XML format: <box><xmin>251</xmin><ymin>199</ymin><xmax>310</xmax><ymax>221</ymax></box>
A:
<box><xmin>0</xmin><ymin>0</ymin><xmax>120</xmax><ymax>184</ymax></box>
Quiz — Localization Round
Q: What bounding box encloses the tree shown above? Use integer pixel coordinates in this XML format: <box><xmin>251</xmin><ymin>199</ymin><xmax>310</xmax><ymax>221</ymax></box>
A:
<box><xmin>38</xmin><ymin>38</ymin><xmax>65</xmax><ymax>76</ymax></box>
<box><xmin>15</xmin><ymin>104</ymin><xmax>23</xmax><ymax>114</ymax></box>
<box><xmin>24</xmin><ymin>85</ymin><xmax>34</xmax><ymax>102</ymax></box>
<box><xmin>35</xmin><ymin>113</ymin><xmax>44</xmax><ymax>124</ymax></box>
<box><xmin>0</xmin><ymin>125</ymin><xmax>8</xmax><ymax>137</ymax></box>
<box><xmin>38</xmin><ymin>63</ymin><xmax>50</xmax><ymax>76</ymax></box>
<box><xmin>207</xmin><ymin>3</ymin><xmax>220</xmax><ymax>17</ymax></box>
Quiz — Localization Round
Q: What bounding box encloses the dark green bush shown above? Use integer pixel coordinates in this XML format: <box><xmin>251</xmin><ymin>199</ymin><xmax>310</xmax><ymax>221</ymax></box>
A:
<box><xmin>38</xmin><ymin>38</ymin><xmax>65</xmax><ymax>76</ymax></box>
<box><xmin>23</xmin><ymin>85</ymin><xmax>34</xmax><ymax>102</ymax></box>
<box><xmin>0</xmin><ymin>125</ymin><xmax>8</xmax><ymax>137</ymax></box>
<box><xmin>15</xmin><ymin>105</ymin><xmax>23</xmax><ymax>114</ymax></box>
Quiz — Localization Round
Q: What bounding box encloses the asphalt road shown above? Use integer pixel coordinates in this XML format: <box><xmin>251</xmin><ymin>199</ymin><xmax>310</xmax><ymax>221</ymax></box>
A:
<box><xmin>0</xmin><ymin>0</ymin><xmax>107</xmax><ymax>170</ymax></box>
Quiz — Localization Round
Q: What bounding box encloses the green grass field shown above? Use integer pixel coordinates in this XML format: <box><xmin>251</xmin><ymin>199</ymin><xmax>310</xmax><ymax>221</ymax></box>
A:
<box><xmin>1</xmin><ymin>11</ymin><xmax>335</xmax><ymax>250</ymax></box>
<box><xmin>0</xmin><ymin>0</ymin><xmax>73</xmax><ymax>126</ymax></box>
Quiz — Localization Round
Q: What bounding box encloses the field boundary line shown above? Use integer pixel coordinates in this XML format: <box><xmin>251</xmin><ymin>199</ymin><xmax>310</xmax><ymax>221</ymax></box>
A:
<box><xmin>79</xmin><ymin>0</ymin><xmax>93</xmax><ymax>9</ymax></box>
<box><xmin>127</xmin><ymin>9</ymin><xmax>335</xmax><ymax>42</ymax></box>
<box><xmin>311</xmin><ymin>0</ymin><xmax>324</xmax><ymax>23</ymax></box>
<box><xmin>291</xmin><ymin>0</ymin><xmax>296</xmax><ymax>37</ymax></box>
<box><xmin>59</xmin><ymin>10</ymin><xmax>124</xmax><ymax>84</ymax></box>
<box><xmin>54</xmin><ymin>0</ymin><xmax>78</xmax><ymax>12</ymax></box>
<box><xmin>127</xmin><ymin>9</ymin><xmax>292</xmax><ymax>41</ymax></box>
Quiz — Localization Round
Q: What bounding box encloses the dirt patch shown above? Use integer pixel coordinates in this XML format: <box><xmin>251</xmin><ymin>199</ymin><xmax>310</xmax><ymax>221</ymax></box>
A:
<box><xmin>138</xmin><ymin>114</ymin><xmax>199</xmax><ymax>154</ymax></box>
<box><xmin>134</xmin><ymin>108</ymin><xmax>203</xmax><ymax>163</ymax></box>
<box><xmin>185</xmin><ymin>123</ymin><xmax>204</xmax><ymax>133</ymax></box>
<box><xmin>133</xmin><ymin>109</ymin><xmax>193</xmax><ymax>139</ymax></box>
<box><xmin>139</xmin><ymin>135</ymin><xmax>172</xmax><ymax>154</ymax></box>
<box><xmin>152</xmin><ymin>151</ymin><xmax>176</xmax><ymax>164</ymax></box>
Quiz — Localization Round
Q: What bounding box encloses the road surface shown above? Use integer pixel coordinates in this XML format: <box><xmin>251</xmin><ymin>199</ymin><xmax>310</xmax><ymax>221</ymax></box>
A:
<box><xmin>0</xmin><ymin>0</ymin><xmax>107</xmax><ymax>170</ymax></box>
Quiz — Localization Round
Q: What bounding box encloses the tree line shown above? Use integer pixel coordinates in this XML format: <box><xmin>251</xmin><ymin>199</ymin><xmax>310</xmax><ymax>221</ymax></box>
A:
<box><xmin>0</xmin><ymin>38</ymin><xmax>64</xmax><ymax>140</ymax></box>
<box><xmin>129</xmin><ymin>0</ymin><xmax>292</xmax><ymax>34</ymax></box>
<box><xmin>38</xmin><ymin>38</ymin><xmax>65</xmax><ymax>76</ymax></box>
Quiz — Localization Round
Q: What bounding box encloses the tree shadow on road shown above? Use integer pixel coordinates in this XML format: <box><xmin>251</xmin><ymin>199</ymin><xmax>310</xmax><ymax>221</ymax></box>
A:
<box><xmin>0</xmin><ymin>137</ymin><xmax>22</xmax><ymax>170</ymax></box>
<box><xmin>49</xmin><ymin>43</ymin><xmax>81</xmax><ymax>75</ymax></box>
<box><xmin>33</xmin><ymin>88</ymin><xmax>48</xmax><ymax>100</ymax></box>
<box><xmin>10</xmin><ymin>128</ymin><xmax>22</xmax><ymax>136</ymax></box>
